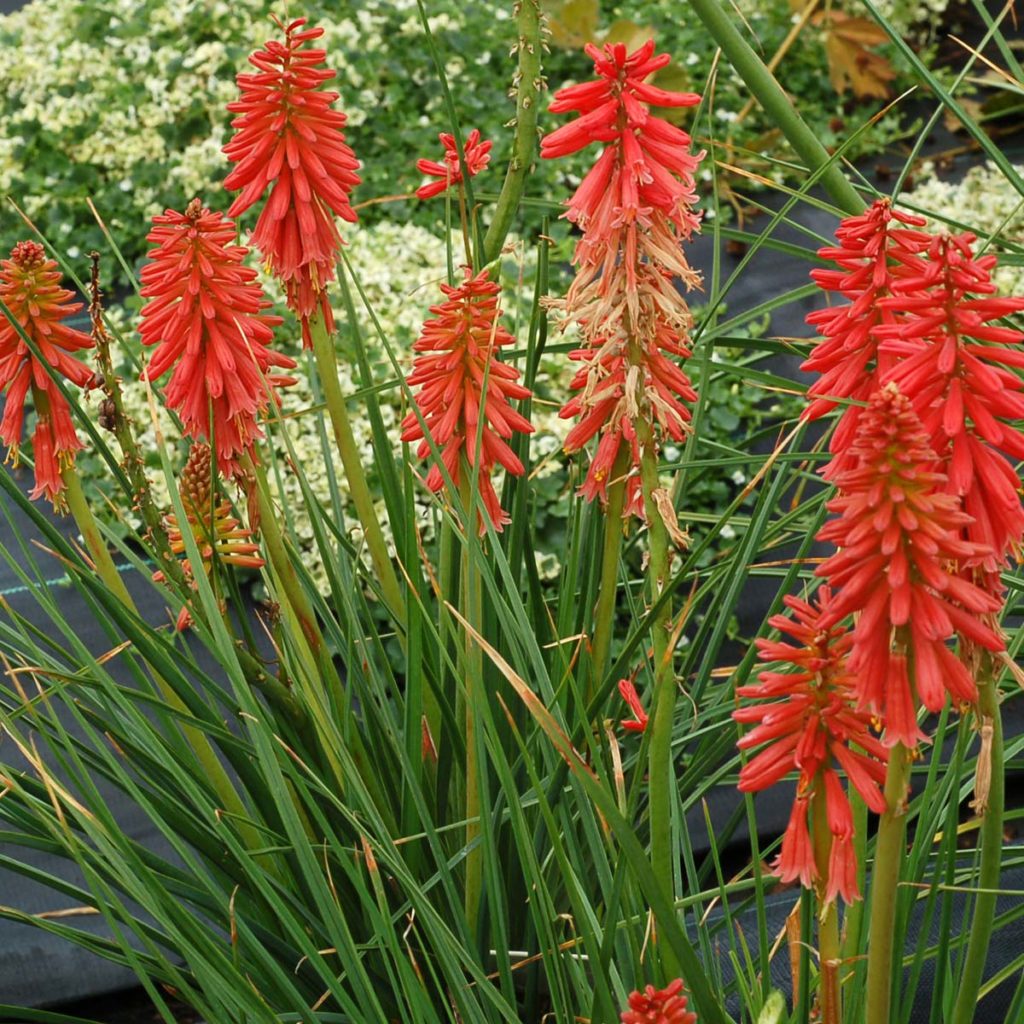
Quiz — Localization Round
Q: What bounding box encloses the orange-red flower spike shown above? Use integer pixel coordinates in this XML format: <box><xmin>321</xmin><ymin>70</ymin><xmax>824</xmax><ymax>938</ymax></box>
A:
<box><xmin>224</xmin><ymin>17</ymin><xmax>360</xmax><ymax>346</ymax></box>
<box><xmin>620</xmin><ymin>979</ymin><xmax>697</xmax><ymax>1024</ymax></box>
<box><xmin>734</xmin><ymin>586</ymin><xmax>887</xmax><ymax>902</ymax></box>
<box><xmin>816</xmin><ymin>384</ymin><xmax>1004</xmax><ymax>746</ymax></box>
<box><xmin>139</xmin><ymin>200</ymin><xmax>295</xmax><ymax>473</ymax></box>
<box><xmin>0</xmin><ymin>241</ymin><xmax>95</xmax><ymax>506</ymax></box>
<box><xmin>400</xmin><ymin>267</ymin><xmax>533</xmax><ymax>532</ymax></box>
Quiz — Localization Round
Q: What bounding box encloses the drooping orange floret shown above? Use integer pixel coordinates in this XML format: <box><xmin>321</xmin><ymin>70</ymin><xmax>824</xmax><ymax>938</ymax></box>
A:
<box><xmin>0</xmin><ymin>241</ymin><xmax>95</xmax><ymax>506</ymax></box>
<box><xmin>559</xmin><ymin>273</ymin><xmax>697</xmax><ymax>512</ymax></box>
<box><xmin>400</xmin><ymin>267</ymin><xmax>533</xmax><ymax>532</ymax></box>
<box><xmin>734</xmin><ymin>587</ymin><xmax>887</xmax><ymax>903</ymax></box>
<box><xmin>223</xmin><ymin>17</ymin><xmax>361</xmax><ymax>346</ymax></box>
<box><xmin>542</xmin><ymin>39</ymin><xmax>702</xmax><ymax>243</ymax></box>
<box><xmin>802</xmin><ymin>198</ymin><xmax>932</xmax><ymax>479</ymax></box>
<box><xmin>139</xmin><ymin>200</ymin><xmax>295</xmax><ymax>473</ymax></box>
<box><xmin>877</xmin><ymin>230</ymin><xmax>1024</xmax><ymax>581</ymax></box>
<box><xmin>816</xmin><ymin>385</ymin><xmax>1004</xmax><ymax>746</ymax></box>
<box><xmin>415</xmin><ymin>129</ymin><xmax>492</xmax><ymax>200</ymax></box>
<box><xmin>618</xmin><ymin>677</ymin><xmax>649</xmax><ymax>734</ymax></box>
<box><xmin>620</xmin><ymin>979</ymin><xmax>697</xmax><ymax>1024</ymax></box>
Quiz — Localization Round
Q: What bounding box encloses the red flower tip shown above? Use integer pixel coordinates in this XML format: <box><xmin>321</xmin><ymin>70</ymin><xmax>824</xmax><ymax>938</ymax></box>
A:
<box><xmin>878</xmin><ymin>230</ymin><xmax>1024</xmax><ymax>570</ymax></box>
<box><xmin>618</xmin><ymin>678</ymin><xmax>649</xmax><ymax>733</ymax></box>
<box><xmin>620</xmin><ymin>978</ymin><xmax>697</xmax><ymax>1024</ymax></box>
<box><xmin>542</xmin><ymin>38</ymin><xmax>703</xmax><ymax>239</ymax></box>
<box><xmin>816</xmin><ymin>384</ymin><xmax>1004</xmax><ymax>744</ymax></box>
<box><xmin>223</xmin><ymin>18</ymin><xmax>360</xmax><ymax>345</ymax></box>
<box><xmin>139</xmin><ymin>200</ymin><xmax>295</xmax><ymax>473</ymax></box>
<box><xmin>415</xmin><ymin>129</ymin><xmax>492</xmax><ymax>200</ymax></box>
<box><xmin>802</xmin><ymin>197</ymin><xmax>932</xmax><ymax>478</ymax></box>
<box><xmin>0</xmin><ymin>240</ymin><xmax>95</xmax><ymax>506</ymax></box>
<box><xmin>400</xmin><ymin>267</ymin><xmax>533</xmax><ymax>532</ymax></box>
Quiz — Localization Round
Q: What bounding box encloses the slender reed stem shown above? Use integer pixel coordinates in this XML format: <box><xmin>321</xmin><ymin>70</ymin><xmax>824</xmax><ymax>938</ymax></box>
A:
<box><xmin>589</xmin><ymin>449</ymin><xmax>629</xmax><ymax>703</ymax></box>
<box><xmin>308</xmin><ymin>310</ymin><xmax>405</xmax><ymax>623</ymax></box>
<box><xmin>687</xmin><ymin>0</ymin><xmax>865</xmax><ymax>217</ymax></box>
<box><xmin>866</xmin><ymin>741</ymin><xmax>913</xmax><ymax>1023</ymax></box>
<box><xmin>637</xmin><ymin>425</ymin><xmax>679</xmax><ymax>975</ymax></box>
<box><xmin>951</xmin><ymin>659</ymin><xmax>1004</xmax><ymax>1024</ymax></box>
<box><xmin>242</xmin><ymin>452</ymin><xmax>359</xmax><ymax>802</ymax></box>
<box><xmin>459</xmin><ymin>474</ymin><xmax>485</xmax><ymax>932</ymax></box>
<box><xmin>60</xmin><ymin>459</ymin><xmax>255</xmax><ymax>838</ymax></box>
<box><xmin>811</xmin><ymin>784</ymin><xmax>841</xmax><ymax>1024</ymax></box>
<box><xmin>482</xmin><ymin>0</ymin><xmax>542</xmax><ymax>263</ymax></box>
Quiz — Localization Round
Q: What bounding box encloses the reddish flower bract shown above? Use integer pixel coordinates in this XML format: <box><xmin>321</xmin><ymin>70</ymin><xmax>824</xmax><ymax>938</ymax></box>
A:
<box><xmin>543</xmin><ymin>38</ymin><xmax>704</xmax><ymax>519</ymax></box>
<box><xmin>0</xmin><ymin>241</ymin><xmax>95</xmax><ymax>505</ymax></box>
<box><xmin>415</xmin><ymin>129</ymin><xmax>492</xmax><ymax>200</ymax></box>
<box><xmin>400</xmin><ymin>267</ymin><xmax>533</xmax><ymax>532</ymax></box>
<box><xmin>620</xmin><ymin>978</ymin><xmax>697</xmax><ymax>1024</ymax></box>
<box><xmin>139</xmin><ymin>200</ymin><xmax>295</xmax><ymax>473</ymax></box>
<box><xmin>223</xmin><ymin>17</ymin><xmax>360</xmax><ymax>346</ymax></box>
<box><xmin>816</xmin><ymin>385</ymin><xmax>1004</xmax><ymax>746</ymax></box>
<box><xmin>734</xmin><ymin>587</ymin><xmax>887</xmax><ymax>902</ymax></box>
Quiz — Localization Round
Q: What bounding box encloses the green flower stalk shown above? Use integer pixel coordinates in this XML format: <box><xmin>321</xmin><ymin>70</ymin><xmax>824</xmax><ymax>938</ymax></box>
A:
<box><xmin>950</xmin><ymin>659</ymin><xmax>1006</xmax><ymax>1024</ymax></box>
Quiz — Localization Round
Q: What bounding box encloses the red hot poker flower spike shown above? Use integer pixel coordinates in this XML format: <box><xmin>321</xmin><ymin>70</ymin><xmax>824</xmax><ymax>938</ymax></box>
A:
<box><xmin>802</xmin><ymin>198</ymin><xmax>932</xmax><ymax>480</ymax></box>
<box><xmin>878</xmin><ymin>230</ymin><xmax>1024</xmax><ymax>575</ymax></box>
<box><xmin>620</xmin><ymin>979</ymin><xmax>696</xmax><ymax>1024</ymax></box>
<box><xmin>223</xmin><ymin>17</ymin><xmax>361</xmax><ymax>347</ymax></box>
<box><xmin>816</xmin><ymin>385</ymin><xmax>1004</xmax><ymax>746</ymax></box>
<box><xmin>0</xmin><ymin>241</ymin><xmax>95</xmax><ymax>505</ymax></box>
<box><xmin>140</xmin><ymin>201</ymin><xmax>295</xmax><ymax>473</ymax></box>
<box><xmin>416</xmin><ymin>129</ymin><xmax>492</xmax><ymax>200</ymax></box>
<box><xmin>400</xmin><ymin>268</ymin><xmax>534</xmax><ymax>532</ymax></box>
<box><xmin>542</xmin><ymin>39</ymin><xmax>702</xmax><ymax>242</ymax></box>
<box><xmin>559</xmin><ymin>278</ymin><xmax>698</xmax><ymax>513</ymax></box>
<box><xmin>734</xmin><ymin>587</ymin><xmax>887</xmax><ymax>903</ymax></box>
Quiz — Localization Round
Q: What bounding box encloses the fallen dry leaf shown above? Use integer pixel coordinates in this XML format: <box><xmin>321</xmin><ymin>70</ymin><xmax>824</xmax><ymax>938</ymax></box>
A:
<box><xmin>815</xmin><ymin>11</ymin><xmax>896</xmax><ymax>99</ymax></box>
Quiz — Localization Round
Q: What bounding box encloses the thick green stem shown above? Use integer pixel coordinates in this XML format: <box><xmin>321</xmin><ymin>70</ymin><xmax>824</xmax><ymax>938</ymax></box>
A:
<box><xmin>589</xmin><ymin>449</ymin><xmax>629</xmax><ymax>703</ymax></box>
<box><xmin>866</xmin><ymin>741</ymin><xmax>913</xmax><ymax>1024</ymax></box>
<box><xmin>482</xmin><ymin>0</ymin><xmax>542</xmax><ymax>263</ymax></box>
<box><xmin>459</xmin><ymin>475</ymin><xmax>485</xmax><ymax>932</ymax></box>
<box><xmin>687</xmin><ymin>0</ymin><xmax>865</xmax><ymax>217</ymax></box>
<box><xmin>811</xmin><ymin>785</ymin><xmax>841</xmax><ymax>1024</ymax></box>
<box><xmin>308</xmin><ymin>310</ymin><xmax>405</xmax><ymax>623</ymax></box>
<box><xmin>60</xmin><ymin>465</ymin><xmax>255</xmax><ymax>840</ymax></box>
<box><xmin>951</xmin><ymin>667</ymin><xmax>1005</xmax><ymax>1024</ymax></box>
<box><xmin>637</xmin><ymin>426</ymin><xmax>678</xmax><ymax>975</ymax></box>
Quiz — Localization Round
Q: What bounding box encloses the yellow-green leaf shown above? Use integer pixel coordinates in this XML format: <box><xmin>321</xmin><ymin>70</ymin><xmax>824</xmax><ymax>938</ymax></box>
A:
<box><xmin>546</xmin><ymin>0</ymin><xmax>600</xmax><ymax>50</ymax></box>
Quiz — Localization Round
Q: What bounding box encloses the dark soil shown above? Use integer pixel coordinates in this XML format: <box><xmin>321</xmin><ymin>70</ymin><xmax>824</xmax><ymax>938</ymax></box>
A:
<box><xmin>42</xmin><ymin>989</ymin><xmax>201</xmax><ymax>1024</ymax></box>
